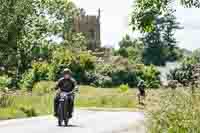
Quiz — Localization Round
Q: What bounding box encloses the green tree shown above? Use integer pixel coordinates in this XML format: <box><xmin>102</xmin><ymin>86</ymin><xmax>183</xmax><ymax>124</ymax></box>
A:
<box><xmin>0</xmin><ymin>0</ymin><xmax>82</xmax><ymax>87</ymax></box>
<box><xmin>131</xmin><ymin>0</ymin><xmax>199</xmax><ymax>33</ymax></box>
<box><xmin>0</xmin><ymin>0</ymin><xmax>40</xmax><ymax>81</ymax></box>
<box><xmin>131</xmin><ymin>0</ymin><xmax>181</xmax><ymax>66</ymax></box>
<box><xmin>142</xmin><ymin>11</ymin><xmax>180</xmax><ymax>65</ymax></box>
<box><xmin>119</xmin><ymin>35</ymin><xmax>135</xmax><ymax>48</ymax></box>
<box><xmin>131</xmin><ymin>0</ymin><xmax>170</xmax><ymax>33</ymax></box>
<box><xmin>116</xmin><ymin>35</ymin><xmax>143</xmax><ymax>63</ymax></box>
<box><xmin>142</xmin><ymin>25</ymin><xmax>167</xmax><ymax>66</ymax></box>
<box><xmin>191</xmin><ymin>49</ymin><xmax>200</xmax><ymax>62</ymax></box>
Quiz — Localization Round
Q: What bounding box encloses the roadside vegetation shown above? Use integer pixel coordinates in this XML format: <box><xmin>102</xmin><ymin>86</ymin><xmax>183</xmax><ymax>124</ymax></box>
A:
<box><xmin>148</xmin><ymin>89</ymin><xmax>200</xmax><ymax>133</ymax></box>
<box><xmin>1</xmin><ymin>0</ymin><xmax>200</xmax><ymax>132</ymax></box>
<box><xmin>0</xmin><ymin>85</ymin><xmax>138</xmax><ymax>120</ymax></box>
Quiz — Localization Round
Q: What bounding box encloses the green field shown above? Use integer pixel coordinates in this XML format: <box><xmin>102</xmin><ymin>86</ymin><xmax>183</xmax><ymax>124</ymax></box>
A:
<box><xmin>0</xmin><ymin>86</ymin><xmax>138</xmax><ymax>120</ymax></box>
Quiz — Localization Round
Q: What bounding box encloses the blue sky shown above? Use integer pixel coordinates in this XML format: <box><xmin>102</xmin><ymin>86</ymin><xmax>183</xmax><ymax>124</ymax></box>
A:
<box><xmin>74</xmin><ymin>0</ymin><xmax>200</xmax><ymax>51</ymax></box>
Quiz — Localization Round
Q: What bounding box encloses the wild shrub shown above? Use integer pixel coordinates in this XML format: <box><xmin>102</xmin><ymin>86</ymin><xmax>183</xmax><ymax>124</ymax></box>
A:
<box><xmin>0</xmin><ymin>76</ymin><xmax>12</xmax><ymax>90</ymax></box>
<box><xmin>0</xmin><ymin>94</ymin><xmax>14</xmax><ymax>108</ymax></box>
<box><xmin>32</xmin><ymin>61</ymin><xmax>51</xmax><ymax>81</ymax></box>
<box><xmin>118</xmin><ymin>84</ymin><xmax>129</xmax><ymax>93</ymax></box>
<box><xmin>19</xmin><ymin>106</ymin><xmax>38</xmax><ymax>117</ymax></box>
<box><xmin>136</xmin><ymin>65</ymin><xmax>160</xmax><ymax>88</ymax></box>
<box><xmin>51</xmin><ymin>48</ymin><xmax>96</xmax><ymax>83</ymax></box>
<box><xmin>32</xmin><ymin>81</ymin><xmax>56</xmax><ymax>95</ymax></box>
<box><xmin>149</xmin><ymin>90</ymin><xmax>200</xmax><ymax>133</ymax></box>
<box><xmin>168</xmin><ymin>57</ymin><xmax>199</xmax><ymax>87</ymax></box>
<box><xmin>94</xmin><ymin>63</ymin><xmax>160</xmax><ymax>88</ymax></box>
<box><xmin>96</xmin><ymin>64</ymin><xmax>114</xmax><ymax>76</ymax></box>
<box><xmin>20</xmin><ymin>61</ymin><xmax>55</xmax><ymax>90</ymax></box>
<box><xmin>93</xmin><ymin>74</ymin><xmax>113</xmax><ymax>88</ymax></box>
<box><xmin>111</xmin><ymin>68</ymin><xmax>137</xmax><ymax>87</ymax></box>
<box><xmin>20</xmin><ymin>69</ymin><xmax>35</xmax><ymax>90</ymax></box>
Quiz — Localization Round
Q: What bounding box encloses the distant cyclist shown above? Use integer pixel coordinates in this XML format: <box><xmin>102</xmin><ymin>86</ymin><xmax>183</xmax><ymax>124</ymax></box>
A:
<box><xmin>137</xmin><ymin>79</ymin><xmax>146</xmax><ymax>105</ymax></box>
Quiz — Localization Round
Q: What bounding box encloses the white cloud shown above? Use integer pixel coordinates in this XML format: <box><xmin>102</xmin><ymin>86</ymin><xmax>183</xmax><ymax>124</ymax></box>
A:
<box><xmin>175</xmin><ymin>7</ymin><xmax>200</xmax><ymax>51</ymax></box>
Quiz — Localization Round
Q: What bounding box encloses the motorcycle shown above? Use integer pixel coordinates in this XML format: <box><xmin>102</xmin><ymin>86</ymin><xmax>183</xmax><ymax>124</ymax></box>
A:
<box><xmin>57</xmin><ymin>89</ymin><xmax>77</xmax><ymax>126</ymax></box>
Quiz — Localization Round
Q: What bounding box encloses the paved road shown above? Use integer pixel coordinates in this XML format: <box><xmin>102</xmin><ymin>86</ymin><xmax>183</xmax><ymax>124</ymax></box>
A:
<box><xmin>0</xmin><ymin>110</ymin><xmax>145</xmax><ymax>133</ymax></box>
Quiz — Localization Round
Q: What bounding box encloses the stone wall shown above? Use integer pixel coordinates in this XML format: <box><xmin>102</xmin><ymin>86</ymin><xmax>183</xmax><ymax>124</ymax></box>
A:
<box><xmin>73</xmin><ymin>9</ymin><xmax>101</xmax><ymax>51</ymax></box>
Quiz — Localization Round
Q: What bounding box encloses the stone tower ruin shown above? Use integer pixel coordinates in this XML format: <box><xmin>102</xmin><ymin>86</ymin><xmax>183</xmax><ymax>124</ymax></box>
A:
<box><xmin>73</xmin><ymin>9</ymin><xmax>101</xmax><ymax>51</ymax></box>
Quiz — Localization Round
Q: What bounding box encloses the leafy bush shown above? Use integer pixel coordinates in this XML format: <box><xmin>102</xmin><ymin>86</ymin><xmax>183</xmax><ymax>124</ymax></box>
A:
<box><xmin>111</xmin><ymin>68</ymin><xmax>138</xmax><ymax>87</ymax></box>
<box><xmin>77</xmin><ymin>52</ymin><xmax>96</xmax><ymax>70</ymax></box>
<box><xmin>19</xmin><ymin>106</ymin><xmax>38</xmax><ymax>117</ymax></box>
<box><xmin>32</xmin><ymin>81</ymin><xmax>56</xmax><ymax>95</ymax></box>
<box><xmin>70</xmin><ymin>52</ymin><xmax>96</xmax><ymax>83</ymax></box>
<box><xmin>116</xmin><ymin>47</ymin><xmax>129</xmax><ymax>58</ymax></box>
<box><xmin>0</xmin><ymin>94</ymin><xmax>14</xmax><ymax>108</ymax></box>
<box><xmin>32</xmin><ymin>61</ymin><xmax>51</xmax><ymax>81</ymax></box>
<box><xmin>93</xmin><ymin>74</ymin><xmax>113</xmax><ymax>88</ymax></box>
<box><xmin>95</xmin><ymin>62</ymin><xmax>138</xmax><ymax>88</ymax></box>
<box><xmin>0</xmin><ymin>108</ymin><xmax>27</xmax><ymax>120</ymax></box>
<box><xmin>137</xmin><ymin>65</ymin><xmax>160</xmax><ymax>88</ymax></box>
<box><xmin>0</xmin><ymin>76</ymin><xmax>12</xmax><ymax>90</ymax></box>
<box><xmin>118</xmin><ymin>84</ymin><xmax>129</xmax><ymax>93</ymax></box>
<box><xmin>20</xmin><ymin>61</ymin><xmax>55</xmax><ymax>90</ymax></box>
<box><xmin>86</xmin><ymin>63</ymin><xmax>138</xmax><ymax>88</ymax></box>
<box><xmin>168</xmin><ymin>57</ymin><xmax>198</xmax><ymax>86</ymax></box>
<box><xmin>94</xmin><ymin>62</ymin><xmax>160</xmax><ymax>88</ymax></box>
<box><xmin>168</xmin><ymin>66</ymin><xmax>192</xmax><ymax>86</ymax></box>
<box><xmin>47</xmin><ymin>64</ymin><xmax>58</xmax><ymax>81</ymax></box>
<box><xmin>149</xmin><ymin>90</ymin><xmax>200</xmax><ymax>132</ymax></box>
<box><xmin>51</xmin><ymin>47</ymin><xmax>74</xmax><ymax>68</ymax></box>
<box><xmin>115</xmin><ymin>35</ymin><xmax>143</xmax><ymax>64</ymax></box>
<box><xmin>96</xmin><ymin>64</ymin><xmax>114</xmax><ymax>76</ymax></box>
<box><xmin>20</xmin><ymin>69</ymin><xmax>35</xmax><ymax>90</ymax></box>
<box><xmin>52</xmin><ymin>48</ymin><xmax>96</xmax><ymax>83</ymax></box>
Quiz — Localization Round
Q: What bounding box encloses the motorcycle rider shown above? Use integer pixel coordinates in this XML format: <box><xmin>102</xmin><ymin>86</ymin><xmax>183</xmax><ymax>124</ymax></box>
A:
<box><xmin>54</xmin><ymin>68</ymin><xmax>77</xmax><ymax>118</ymax></box>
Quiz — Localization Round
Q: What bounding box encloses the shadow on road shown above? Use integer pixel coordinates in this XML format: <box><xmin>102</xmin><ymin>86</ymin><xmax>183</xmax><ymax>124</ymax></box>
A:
<box><xmin>67</xmin><ymin>124</ymin><xmax>81</xmax><ymax>127</ymax></box>
<box><xmin>57</xmin><ymin>124</ymin><xmax>82</xmax><ymax>128</ymax></box>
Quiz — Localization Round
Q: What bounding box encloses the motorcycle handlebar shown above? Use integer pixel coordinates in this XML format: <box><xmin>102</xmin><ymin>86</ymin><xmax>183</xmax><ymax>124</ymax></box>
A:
<box><xmin>61</xmin><ymin>87</ymin><xmax>79</xmax><ymax>95</ymax></box>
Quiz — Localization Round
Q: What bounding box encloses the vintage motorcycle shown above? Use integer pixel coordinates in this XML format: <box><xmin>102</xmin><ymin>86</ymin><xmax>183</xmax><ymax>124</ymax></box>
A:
<box><xmin>57</xmin><ymin>89</ymin><xmax>77</xmax><ymax>126</ymax></box>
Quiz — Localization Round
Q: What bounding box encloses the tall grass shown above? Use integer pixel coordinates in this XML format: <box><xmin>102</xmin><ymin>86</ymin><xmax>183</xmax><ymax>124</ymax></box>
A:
<box><xmin>148</xmin><ymin>89</ymin><xmax>200</xmax><ymax>133</ymax></box>
<box><xmin>0</xmin><ymin>86</ymin><xmax>137</xmax><ymax>120</ymax></box>
<box><xmin>76</xmin><ymin>86</ymin><xmax>136</xmax><ymax>108</ymax></box>
<box><xmin>0</xmin><ymin>93</ymin><xmax>54</xmax><ymax>120</ymax></box>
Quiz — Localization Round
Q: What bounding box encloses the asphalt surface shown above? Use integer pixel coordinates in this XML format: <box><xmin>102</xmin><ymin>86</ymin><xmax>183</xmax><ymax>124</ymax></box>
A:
<box><xmin>0</xmin><ymin>110</ymin><xmax>145</xmax><ymax>133</ymax></box>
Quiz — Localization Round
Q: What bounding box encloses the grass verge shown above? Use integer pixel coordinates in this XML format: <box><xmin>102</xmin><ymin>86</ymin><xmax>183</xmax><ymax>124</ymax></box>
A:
<box><xmin>147</xmin><ymin>88</ymin><xmax>200</xmax><ymax>133</ymax></box>
<box><xmin>0</xmin><ymin>86</ymin><xmax>137</xmax><ymax>120</ymax></box>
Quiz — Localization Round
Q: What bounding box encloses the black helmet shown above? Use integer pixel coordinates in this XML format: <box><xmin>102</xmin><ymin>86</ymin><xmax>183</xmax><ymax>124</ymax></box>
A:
<box><xmin>63</xmin><ymin>68</ymin><xmax>72</xmax><ymax>75</ymax></box>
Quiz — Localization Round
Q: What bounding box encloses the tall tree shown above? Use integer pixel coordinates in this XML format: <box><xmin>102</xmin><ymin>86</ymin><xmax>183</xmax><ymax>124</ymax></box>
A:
<box><xmin>0</xmin><ymin>0</ymin><xmax>37</xmax><ymax>77</ymax></box>
<box><xmin>131</xmin><ymin>0</ymin><xmax>182</xmax><ymax>66</ymax></box>
<box><xmin>116</xmin><ymin>35</ymin><xmax>143</xmax><ymax>63</ymax></box>
<box><xmin>0</xmin><ymin>0</ymin><xmax>81</xmax><ymax>83</ymax></box>
<box><xmin>131</xmin><ymin>0</ymin><xmax>199</xmax><ymax>33</ymax></box>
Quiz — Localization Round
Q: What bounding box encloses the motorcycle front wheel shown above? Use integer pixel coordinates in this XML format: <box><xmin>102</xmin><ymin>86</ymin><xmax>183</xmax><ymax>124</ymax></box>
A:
<box><xmin>58</xmin><ymin>103</ymin><xmax>63</xmax><ymax>126</ymax></box>
<box><xmin>64</xmin><ymin>100</ymin><xmax>69</xmax><ymax>127</ymax></box>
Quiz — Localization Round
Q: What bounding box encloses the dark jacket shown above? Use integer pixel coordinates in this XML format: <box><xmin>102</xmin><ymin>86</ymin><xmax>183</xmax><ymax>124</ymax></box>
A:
<box><xmin>137</xmin><ymin>81</ymin><xmax>145</xmax><ymax>91</ymax></box>
<box><xmin>55</xmin><ymin>77</ymin><xmax>77</xmax><ymax>92</ymax></box>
